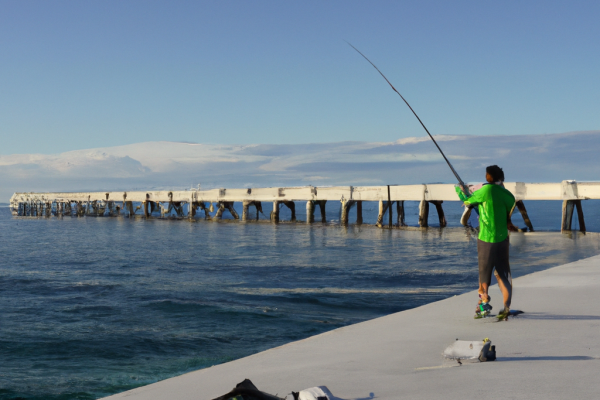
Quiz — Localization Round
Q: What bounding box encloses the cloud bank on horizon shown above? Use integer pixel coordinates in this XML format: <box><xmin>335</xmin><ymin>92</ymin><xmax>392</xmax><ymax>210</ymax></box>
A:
<box><xmin>1</xmin><ymin>130</ymin><xmax>598</xmax><ymax>201</ymax></box>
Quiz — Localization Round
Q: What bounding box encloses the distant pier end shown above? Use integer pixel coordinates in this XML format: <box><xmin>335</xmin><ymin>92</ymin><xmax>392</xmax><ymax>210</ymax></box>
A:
<box><xmin>9</xmin><ymin>181</ymin><xmax>599</xmax><ymax>233</ymax></box>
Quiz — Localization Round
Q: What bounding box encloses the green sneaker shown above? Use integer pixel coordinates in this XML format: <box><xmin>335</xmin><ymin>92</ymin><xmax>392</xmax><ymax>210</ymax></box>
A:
<box><xmin>497</xmin><ymin>307</ymin><xmax>510</xmax><ymax>321</ymax></box>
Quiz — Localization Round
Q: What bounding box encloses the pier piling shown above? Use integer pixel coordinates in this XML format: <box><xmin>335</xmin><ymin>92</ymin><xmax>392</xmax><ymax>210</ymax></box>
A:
<box><xmin>396</xmin><ymin>201</ymin><xmax>406</xmax><ymax>226</ymax></box>
<box><xmin>306</xmin><ymin>201</ymin><xmax>315</xmax><ymax>223</ymax></box>
<box><xmin>282</xmin><ymin>201</ymin><xmax>296</xmax><ymax>222</ymax></box>
<box><xmin>356</xmin><ymin>201</ymin><xmax>363</xmax><ymax>225</ymax></box>
<box><xmin>376</xmin><ymin>200</ymin><xmax>390</xmax><ymax>228</ymax></box>
<box><xmin>429</xmin><ymin>201</ymin><xmax>447</xmax><ymax>227</ymax></box>
<box><xmin>271</xmin><ymin>201</ymin><xmax>280</xmax><ymax>223</ymax></box>
<box><xmin>317</xmin><ymin>200</ymin><xmax>327</xmax><ymax>223</ymax></box>
<box><xmin>562</xmin><ymin>199</ymin><xmax>586</xmax><ymax>233</ymax></box>
<box><xmin>418</xmin><ymin>200</ymin><xmax>429</xmax><ymax>228</ymax></box>
<box><xmin>340</xmin><ymin>198</ymin><xmax>355</xmax><ymax>226</ymax></box>
<box><xmin>515</xmin><ymin>200</ymin><xmax>534</xmax><ymax>232</ymax></box>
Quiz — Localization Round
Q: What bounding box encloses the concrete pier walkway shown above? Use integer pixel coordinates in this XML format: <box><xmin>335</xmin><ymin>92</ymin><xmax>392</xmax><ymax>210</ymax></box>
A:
<box><xmin>104</xmin><ymin>255</ymin><xmax>600</xmax><ymax>400</ymax></box>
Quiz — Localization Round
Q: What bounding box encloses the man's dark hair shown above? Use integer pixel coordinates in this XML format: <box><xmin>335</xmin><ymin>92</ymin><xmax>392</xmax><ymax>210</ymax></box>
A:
<box><xmin>486</xmin><ymin>165</ymin><xmax>504</xmax><ymax>182</ymax></box>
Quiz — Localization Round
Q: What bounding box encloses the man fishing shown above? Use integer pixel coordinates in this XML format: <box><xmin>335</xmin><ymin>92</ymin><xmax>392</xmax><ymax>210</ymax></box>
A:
<box><xmin>455</xmin><ymin>165</ymin><xmax>516</xmax><ymax>319</ymax></box>
<box><xmin>346</xmin><ymin>45</ymin><xmax>517</xmax><ymax>319</ymax></box>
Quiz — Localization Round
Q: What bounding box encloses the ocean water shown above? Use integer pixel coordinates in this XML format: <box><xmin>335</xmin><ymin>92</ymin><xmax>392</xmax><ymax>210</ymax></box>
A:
<box><xmin>1</xmin><ymin>200</ymin><xmax>599</xmax><ymax>400</ymax></box>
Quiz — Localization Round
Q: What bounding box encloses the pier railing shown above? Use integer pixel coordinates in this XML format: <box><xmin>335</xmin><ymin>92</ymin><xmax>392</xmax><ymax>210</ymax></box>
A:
<box><xmin>9</xmin><ymin>181</ymin><xmax>600</xmax><ymax>232</ymax></box>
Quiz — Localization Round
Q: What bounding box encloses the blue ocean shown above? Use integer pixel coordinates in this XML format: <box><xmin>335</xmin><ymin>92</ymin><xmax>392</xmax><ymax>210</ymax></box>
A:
<box><xmin>1</xmin><ymin>200</ymin><xmax>599</xmax><ymax>399</ymax></box>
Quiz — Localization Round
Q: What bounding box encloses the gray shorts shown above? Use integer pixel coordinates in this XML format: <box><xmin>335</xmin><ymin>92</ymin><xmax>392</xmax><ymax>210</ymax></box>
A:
<box><xmin>477</xmin><ymin>238</ymin><xmax>511</xmax><ymax>287</ymax></box>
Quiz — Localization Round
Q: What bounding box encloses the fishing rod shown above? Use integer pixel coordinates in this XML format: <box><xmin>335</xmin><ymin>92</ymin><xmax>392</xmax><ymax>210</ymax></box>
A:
<box><xmin>346</xmin><ymin>41</ymin><xmax>470</xmax><ymax>197</ymax></box>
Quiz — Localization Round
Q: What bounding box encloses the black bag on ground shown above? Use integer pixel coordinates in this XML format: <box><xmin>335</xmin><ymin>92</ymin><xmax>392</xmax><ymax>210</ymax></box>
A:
<box><xmin>211</xmin><ymin>379</ymin><xmax>285</xmax><ymax>400</ymax></box>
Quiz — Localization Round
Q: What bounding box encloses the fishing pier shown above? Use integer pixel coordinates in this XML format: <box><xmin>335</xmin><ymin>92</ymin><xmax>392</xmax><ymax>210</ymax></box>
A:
<box><xmin>10</xmin><ymin>181</ymin><xmax>600</xmax><ymax>233</ymax></box>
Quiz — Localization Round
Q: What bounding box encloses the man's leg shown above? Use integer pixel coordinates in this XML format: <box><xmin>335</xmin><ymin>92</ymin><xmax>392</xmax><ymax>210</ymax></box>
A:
<box><xmin>495</xmin><ymin>271</ymin><xmax>512</xmax><ymax>308</ymax></box>
<box><xmin>478</xmin><ymin>282</ymin><xmax>490</xmax><ymax>302</ymax></box>
<box><xmin>493</xmin><ymin>238</ymin><xmax>512</xmax><ymax>310</ymax></box>
<box><xmin>477</xmin><ymin>239</ymin><xmax>495</xmax><ymax>316</ymax></box>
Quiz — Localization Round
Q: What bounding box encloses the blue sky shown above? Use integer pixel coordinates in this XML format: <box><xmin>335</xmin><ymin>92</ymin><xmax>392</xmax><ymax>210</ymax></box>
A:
<box><xmin>1</xmin><ymin>0</ymin><xmax>599</xmax><ymax>154</ymax></box>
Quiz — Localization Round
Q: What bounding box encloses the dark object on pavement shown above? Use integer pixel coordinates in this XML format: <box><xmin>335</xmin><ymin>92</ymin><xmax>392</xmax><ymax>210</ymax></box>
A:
<box><xmin>479</xmin><ymin>341</ymin><xmax>496</xmax><ymax>362</ymax></box>
<box><xmin>212</xmin><ymin>379</ymin><xmax>285</xmax><ymax>400</ymax></box>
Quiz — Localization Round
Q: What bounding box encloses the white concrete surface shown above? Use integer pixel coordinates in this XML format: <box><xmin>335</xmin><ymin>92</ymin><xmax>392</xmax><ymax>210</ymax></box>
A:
<box><xmin>103</xmin><ymin>255</ymin><xmax>600</xmax><ymax>400</ymax></box>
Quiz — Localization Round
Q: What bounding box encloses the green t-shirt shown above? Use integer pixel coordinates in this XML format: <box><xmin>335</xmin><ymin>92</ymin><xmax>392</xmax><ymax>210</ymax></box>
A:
<box><xmin>456</xmin><ymin>184</ymin><xmax>516</xmax><ymax>243</ymax></box>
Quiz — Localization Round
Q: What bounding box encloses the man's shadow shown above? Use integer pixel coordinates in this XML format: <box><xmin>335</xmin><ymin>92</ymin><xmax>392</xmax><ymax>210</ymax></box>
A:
<box><xmin>498</xmin><ymin>355</ymin><xmax>596</xmax><ymax>362</ymax></box>
<box><xmin>518</xmin><ymin>312</ymin><xmax>600</xmax><ymax>320</ymax></box>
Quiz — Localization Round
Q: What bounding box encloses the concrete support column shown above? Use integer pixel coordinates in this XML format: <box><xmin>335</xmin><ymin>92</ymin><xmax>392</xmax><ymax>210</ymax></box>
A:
<box><xmin>396</xmin><ymin>201</ymin><xmax>406</xmax><ymax>227</ymax></box>
<box><xmin>253</xmin><ymin>202</ymin><xmax>262</xmax><ymax>220</ymax></box>
<box><xmin>189</xmin><ymin>193</ymin><xmax>195</xmax><ymax>219</ymax></box>
<box><xmin>306</xmin><ymin>201</ymin><xmax>315</xmax><ymax>223</ymax></box>
<box><xmin>271</xmin><ymin>201</ymin><xmax>280</xmax><ymax>223</ymax></box>
<box><xmin>562</xmin><ymin>199</ymin><xmax>585</xmax><ymax>233</ymax></box>
<box><xmin>215</xmin><ymin>202</ymin><xmax>225</xmax><ymax>219</ymax></box>
<box><xmin>98</xmin><ymin>201</ymin><xmax>107</xmax><ymax>216</ymax></box>
<box><xmin>356</xmin><ymin>201</ymin><xmax>363</xmax><ymax>225</ymax></box>
<box><xmin>242</xmin><ymin>201</ymin><xmax>251</xmax><ymax>221</ymax></box>
<box><xmin>143</xmin><ymin>201</ymin><xmax>149</xmax><ymax>218</ymax></box>
<box><xmin>109</xmin><ymin>201</ymin><xmax>117</xmax><ymax>216</ymax></box>
<box><xmin>125</xmin><ymin>201</ymin><xmax>134</xmax><ymax>217</ymax></box>
<box><xmin>574</xmin><ymin>200</ymin><xmax>586</xmax><ymax>233</ymax></box>
<box><xmin>340</xmin><ymin>199</ymin><xmax>355</xmax><ymax>226</ymax></box>
<box><xmin>317</xmin><ymin>200</ymin><xmax>327</xmax><ymax>223</ymax></box>
<box><xmin>418</xmin><ymin>199</ymin><xmax>429</xmax><ymax>228</ymax></box>
<box><xmin>214</xmin><ymin>202</ymin><xmax>238</xmax><ymax>219</ymax></box>
<box><xmin>429</xmin><ymin>201</ymin><xmax>447</xmax><ymax>228</ymax></box>
<box><xmin>197</xmin><ymin>202</ymin><xmax>210</xmax><ymax>219</ymax></box>
<box><xmin>562</xmin><ymin>200</ymin><xmax>574</xmax><ymax>232</ymax></box>
<box><xmin>226</xmin><ymin>202</ymin><xmax>239</xmax><ymax>219</ymax></box>
<box><xmin>282</xmin><ymin>201</ymin><xmax>296</xmax><ymax>222</ymax></box>
<box><xmin>376</xmin><ymin>200</ymin><xmax>390</xmax><ymax>228</ymax></box>
<box><xmin>387</xmin><ymin>186</ymin><xmax>393</xmax><ymax>228</ymax></box>
<box><xmin>515</xmin><ymin>200</ymin><xmax>534</xmax><ymax>232</ymax></box>
<box><xmin>172</xmin><ymin>202</ymin><xmax>184</xmax><ymax>217</ymax></box>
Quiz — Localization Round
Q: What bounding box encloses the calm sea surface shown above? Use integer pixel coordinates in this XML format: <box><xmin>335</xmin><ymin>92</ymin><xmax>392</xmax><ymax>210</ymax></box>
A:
<box><xmin>1</xmin><ymin>201</ymin><xmax>599</xmax><ymax>399</ymax></box>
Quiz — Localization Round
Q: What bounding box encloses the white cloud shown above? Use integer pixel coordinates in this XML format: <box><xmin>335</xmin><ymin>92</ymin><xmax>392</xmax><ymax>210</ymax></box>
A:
<box><xmin>1</xmin><ymin>131</ymin><xmax>599</xmax><ymax>201</ymax></box>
